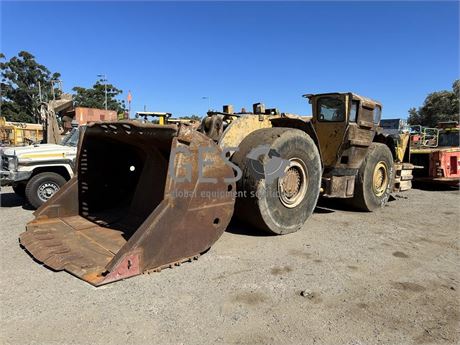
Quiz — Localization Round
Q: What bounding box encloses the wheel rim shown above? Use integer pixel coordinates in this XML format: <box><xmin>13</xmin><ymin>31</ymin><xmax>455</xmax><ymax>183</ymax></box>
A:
<box><xmin>372</xmin><ymin>161</ymin><xmax>389</xmax><ymax>197</ymax></box>
<box><xmin>37</xmin><ymin>182</ymin><xmax>60</xmax><ymax>202</ymax></box>
<box><xmin>278</xmin><ymin>158</ymin><xmax>308</xmax><ymax>208</ymax></box>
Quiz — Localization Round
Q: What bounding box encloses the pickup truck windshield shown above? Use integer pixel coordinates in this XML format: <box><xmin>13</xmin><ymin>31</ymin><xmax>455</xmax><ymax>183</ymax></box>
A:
<box><xmin>61</xmin><ymin>128</ymin><xmax>80</xmax><ymax>147</ymax></box>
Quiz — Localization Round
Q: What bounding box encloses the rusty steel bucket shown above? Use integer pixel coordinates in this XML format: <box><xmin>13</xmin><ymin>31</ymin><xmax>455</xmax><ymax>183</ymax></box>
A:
<box><xmin>19</xmin><ymin>122</ymin><xmax>235</xmax><ymax>286</ymax></box>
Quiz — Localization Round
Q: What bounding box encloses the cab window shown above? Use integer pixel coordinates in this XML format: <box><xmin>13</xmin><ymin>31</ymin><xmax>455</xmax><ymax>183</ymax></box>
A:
<box><xmin>317</xmin><ymin>97</ymin><xmax>345</xmax><ymax>122</ymax></box>
<box><xmin>373</xmin><ymin>106</ymin><xmax>381</xmax><ymax>124</ymax></box>
<box><xmin>349</xmin><ymin>100</ymin><xmax>359</xmax><ymax>122</ymax></box>
<box><xmin>439</xmin><ymin>132</ymin><xmax>460</xmax><ymax>147</ymax></box>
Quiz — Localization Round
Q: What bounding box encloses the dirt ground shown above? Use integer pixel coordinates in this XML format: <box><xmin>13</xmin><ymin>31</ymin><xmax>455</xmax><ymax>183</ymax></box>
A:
<box><xmin>1</xmin><ymin>185</ymin><xmax>459</xmax><ymax>345</ymax></box>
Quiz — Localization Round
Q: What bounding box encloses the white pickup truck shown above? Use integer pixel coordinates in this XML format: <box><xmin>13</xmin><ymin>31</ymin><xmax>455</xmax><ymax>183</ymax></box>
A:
<box><xmin>1</xmin><ymin>127</ymin><xmax>80</xmax><ymax>208</ymax></box>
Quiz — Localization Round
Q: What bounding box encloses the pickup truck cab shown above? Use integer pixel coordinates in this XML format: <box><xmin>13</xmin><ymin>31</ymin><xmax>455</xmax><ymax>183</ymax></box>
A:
<box><xmin>1</xmin><ymin>127</ymin><xmax>80</xmax><ymax>208</ymax></box>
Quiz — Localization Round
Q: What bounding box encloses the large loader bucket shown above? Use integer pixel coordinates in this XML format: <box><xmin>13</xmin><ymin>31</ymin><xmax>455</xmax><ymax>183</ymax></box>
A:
<box><xmin>19</xmin><ymin>122</ymin><xmax>235</xmax><ymax>286</ymax></box>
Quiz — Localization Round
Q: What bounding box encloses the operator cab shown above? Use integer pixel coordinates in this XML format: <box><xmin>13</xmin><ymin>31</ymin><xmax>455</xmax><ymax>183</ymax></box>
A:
<box><xmin>304</xmin><ymin>92</ymin><xmax>382</xmax><ymax>197</ymax></box>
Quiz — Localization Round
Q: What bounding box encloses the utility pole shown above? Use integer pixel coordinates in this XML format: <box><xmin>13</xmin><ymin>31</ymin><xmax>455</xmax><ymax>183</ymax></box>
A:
<box><xmin>97</xmin><ymin>74</ymin><xmax>108</xmax><ymax>110</ymax></box>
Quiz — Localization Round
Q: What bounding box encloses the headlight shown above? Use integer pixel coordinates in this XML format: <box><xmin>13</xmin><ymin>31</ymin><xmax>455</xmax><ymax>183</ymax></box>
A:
<box><xmin>7</xmin><ymin>156</ymin><xmax>18</xmax><ymax>171</ymax></box>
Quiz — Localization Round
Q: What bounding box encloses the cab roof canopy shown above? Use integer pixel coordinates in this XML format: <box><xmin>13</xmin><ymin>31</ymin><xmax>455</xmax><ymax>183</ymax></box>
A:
<box><xmin>302</xmin><ymin>92</ymin><xmax>382</xmax><ymax>108</ymax></box>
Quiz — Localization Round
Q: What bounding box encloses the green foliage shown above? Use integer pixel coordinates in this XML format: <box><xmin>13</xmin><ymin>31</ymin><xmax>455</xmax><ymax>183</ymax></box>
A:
<box><xmin>1</xmin><ymin>51</ymin><xmax>61</xmax><ymax>123</ymax></box>
<box><xmin>180</xmin><ymin>115</ymin><xmax>202</xmax><ymax>121</ymax></box>
<box><xmin>72</xmin><ymin>79</ymin><xmax>126</xmax><ymax>113</ymax></box>
<box><xmin>408</xmin><ymin>80</ymin><xmax>460</xmax><ymax>127</ymax></box>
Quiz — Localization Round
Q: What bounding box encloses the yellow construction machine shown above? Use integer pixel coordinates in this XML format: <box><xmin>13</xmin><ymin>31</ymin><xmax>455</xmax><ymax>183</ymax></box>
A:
<box><xmin>0</xmin><ymin>117</ymin><xmax>44</xmax><ymax>146</ymax></box>
<box><xmin>135</xmin><ymin>111</ymin><xmax>201</xmax><ymax>128</ymax></box>
<box><xmin>19</xmin><ymin>92</ymin><xmax>413</xmax><ymax>285</ymax></box>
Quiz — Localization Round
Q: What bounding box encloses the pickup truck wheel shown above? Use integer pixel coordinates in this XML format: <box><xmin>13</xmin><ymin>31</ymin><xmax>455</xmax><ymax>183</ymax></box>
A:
<box><xmin>12</xmin><ymin>183</ymin><xmax>26</xmax><ymax>197</ymax></box>
<box><xmin>25</xmin><ymin>172</ymin><xmax>67</xmax><ymax>209</ymax></box>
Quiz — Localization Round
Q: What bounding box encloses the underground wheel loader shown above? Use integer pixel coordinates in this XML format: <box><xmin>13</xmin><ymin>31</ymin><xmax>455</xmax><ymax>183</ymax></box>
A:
<box><xmin>20</xmin><ymin>92</ymin><xmax>413</xmax><ymax>286</ymax></box>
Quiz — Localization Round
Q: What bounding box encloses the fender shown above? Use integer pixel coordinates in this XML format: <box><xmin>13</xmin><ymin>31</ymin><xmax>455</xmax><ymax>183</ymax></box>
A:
<box><xmin>20</xmin><ymin>161</ymin><xmax>75</xmax><ymax>178</ymax></box>
<box><xmin>374</xmin><ymin>132</ymin><xmax>397</xmax><ymax>161</ymax></box>
<box><xmin>270</xmin><ymin>117</ymin><xmax>323</xmax><ymax>169</ymax></box>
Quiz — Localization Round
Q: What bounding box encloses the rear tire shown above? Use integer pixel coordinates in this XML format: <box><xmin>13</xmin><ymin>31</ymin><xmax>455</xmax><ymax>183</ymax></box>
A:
<box><xmin>348</xmin><ymin>143</ymin><xmax>394</xmax><ymax>211</ymax></box>
<box><xmin>232</xmin><ymin>128</ymin><xmax>322</xmax><ymax>235</ymax></box>
<box><xmin>25</xmin><ymin>172</ymin><xmax>67</xmax><ymax>209</ymax></box>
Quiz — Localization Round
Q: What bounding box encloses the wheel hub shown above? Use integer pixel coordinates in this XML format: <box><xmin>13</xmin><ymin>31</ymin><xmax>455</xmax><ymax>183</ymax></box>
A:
<box><xmin>282</xmin><ymin>168</ymin><xmax>301</xmax><ymax>198</ymax></box>
<box><xmin>372</xmin><ymin>161</ymin><xmax>389</xmax><ymax>197</ymax></box>
<box><xmin>37</xmin><ymin>182</ymin><xmax>60</xmax><ymax>202</ymax></box>
<box><xmin>278</xmin><ymin>158</ymin><xmax>308</xmax><ymax>208</ymax></box>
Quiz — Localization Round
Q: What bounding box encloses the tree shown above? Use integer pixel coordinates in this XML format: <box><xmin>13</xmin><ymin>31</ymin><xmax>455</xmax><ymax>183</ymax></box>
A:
<box><xmin>1</xmin><ymin>51</ymin><xmax>61</xmax><ymax>123</ymax></box>
<box><xmin>408</xmin><ymin>80</ymin><xmax>460</xmax><ymax>127</ymax></box>
<box><xmin>72</xmin><ymin>79</ymin><xmax>126</xmax><ymax>113</ymax></box>
<box><xmin>180</xmin><ymin>115</ymin><xmax>202</xmax><ymax>121</ymax></box>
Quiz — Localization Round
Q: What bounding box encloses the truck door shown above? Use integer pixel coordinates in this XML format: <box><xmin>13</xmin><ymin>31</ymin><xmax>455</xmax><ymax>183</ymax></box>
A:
<box><xmin>344</xmin><ymin>99</ymin><xmax>380</xmax><ymax>169</ymax></box>
<box><xmin>311</xmin><ymin>93</ymin><xmax>349</xmax><ymax>168</ymax></box>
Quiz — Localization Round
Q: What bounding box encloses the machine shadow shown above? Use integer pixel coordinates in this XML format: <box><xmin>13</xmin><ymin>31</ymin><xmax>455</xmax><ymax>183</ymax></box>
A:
<box><xmin>225</xmin><ymin>197</ymin><xmax>368</xmax><ymax>237</ymax></box>
<box><xmin>225</xmin><ymin>218</ymin><xmax>274</xmax><ymax>237</ymax></box>
<box><xmin>316</xmin><ymin>194</ymin><xmax>400</xmax><ymax>212</ymax></box>
<box><xmin>0</xmin><ymin>192</ymin><xmax>34</xmax><ymax>210</ymax></box>
<box><xmin>1</xmin><ymin>192</ymin><xmax>23</xmax><ymax>208</ymax></box>
<box><xmin>316</xmin><ymin>197</ymin><xmax>358</xmax><ymax>213</ymax></box>
<box><xmin>412</xmin><ymin>181</ymin><xmax>459</xmax><ymax>192</ymax></box>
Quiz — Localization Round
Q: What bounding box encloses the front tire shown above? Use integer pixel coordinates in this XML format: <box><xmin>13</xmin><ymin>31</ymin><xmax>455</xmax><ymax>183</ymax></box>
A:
<box><xmin>348</xmin><ymin>143</ymin><xmax>394</xmax><ymax>211</ymax></box>
<box><xmin>232</xmin><ymin>128</ymin><xmax>322</xmax><ymax>235</ymax></box>
<box><xmin>25</xmin><ymin>172</ymin><xmax>67</xmax><ymax>209</ymax></box>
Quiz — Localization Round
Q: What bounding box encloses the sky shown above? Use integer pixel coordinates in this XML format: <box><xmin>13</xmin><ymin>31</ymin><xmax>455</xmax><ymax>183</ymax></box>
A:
<box><xmin>1</xmin><ymin>1</ymin><xmax>459</xmax><ymax>119</ymax></box>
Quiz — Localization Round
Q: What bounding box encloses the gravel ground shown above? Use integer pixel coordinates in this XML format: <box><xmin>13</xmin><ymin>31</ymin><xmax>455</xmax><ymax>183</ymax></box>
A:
<box><xmin>1</xmin><ymin>185</ymin><xmax>459</xmax><ymax>345</ymax></box>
